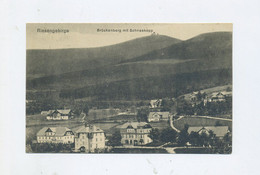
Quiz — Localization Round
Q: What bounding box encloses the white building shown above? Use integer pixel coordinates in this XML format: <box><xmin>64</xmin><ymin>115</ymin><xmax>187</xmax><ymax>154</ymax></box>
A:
<box><xmin>188</xmin><ymin>126</ymin><xmax>230</xmax><ymax>139</ymax></box>
<box><xmin>120</xmin><ymin>122</ymin><xmax>153</xmax><ymax>146</ymax></box>
<box><xmin>74</xmin><ymin>124</ymin><xmax>106</xmax><ymax>152</ymax></box>
<box><xmin>36</xmin><ymin>127</ymin><xmax>74</xmax><ymax>144</ymax></box>
<box><xmin>148</xmin><ymin>112</ymin><xmax>170</xmax><ymax>122</ymax></box>
<box><xmin>46</xmin><ymin>109</ymin><xmax>73</xmax><ymax>120</ymax></box>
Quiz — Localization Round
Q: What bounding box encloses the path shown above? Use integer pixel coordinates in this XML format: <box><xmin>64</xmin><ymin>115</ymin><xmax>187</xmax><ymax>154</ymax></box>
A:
<box><xmin>170</xmin><ymin>116</ymin><xmax>181</xmax><ymax>133</ymax></box>
<box><xmin>193</xmin><ymin>115</ymin><xmax>232</xmax><ymax>121</ymax></box>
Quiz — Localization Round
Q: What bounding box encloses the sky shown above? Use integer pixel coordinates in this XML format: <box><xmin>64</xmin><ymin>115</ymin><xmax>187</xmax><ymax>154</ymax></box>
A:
<box><xmin>27</xmin><ymin>23</ymin><xmax>232</xmax><ymax>49</ymax></box>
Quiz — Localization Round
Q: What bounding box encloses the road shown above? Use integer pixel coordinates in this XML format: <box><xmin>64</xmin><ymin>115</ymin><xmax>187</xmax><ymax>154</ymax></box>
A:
<box><xmin>170</xmin><ymin>115</ymin><xmax>181</xmax><ymax>133</ymax></box>
<box><xmin>192</xmin><ymin>115</ymin><xmax>232</xmax><ymax>121</ymax></box>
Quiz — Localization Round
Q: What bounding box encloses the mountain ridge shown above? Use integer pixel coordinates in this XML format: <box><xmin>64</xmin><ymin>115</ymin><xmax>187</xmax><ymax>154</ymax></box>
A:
<box><xmin>27</xmin><ymin>31</ymin><xmax>232</xmax><ymax>100</ymax></box>
<box><xmin>27</xmin><ymin>34</ymin><xmax>181</xmax><ymax>77</ymax></box>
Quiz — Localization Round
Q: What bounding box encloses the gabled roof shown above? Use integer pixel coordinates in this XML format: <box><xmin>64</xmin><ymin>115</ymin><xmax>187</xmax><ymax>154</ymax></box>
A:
<box><xmin>126</xmin><ymin>125</ymin><xmax>134</xmax><ymax>129</ymax></box>
<box><xmin>57</xmin><ymin>109</ymin><xmax>72</xmax><ymax>114</ymax></box>
<box><xmin>148</xmin><ymin>112</ymin><xmax>170</xmax><ymax>119</ymax></box>
<box><xmin>188</xmin><ymin>126</ymin><xmax>229</xmax><ymax>137</ymax></box>
<box><xmin>211</xmin><ymin>92</ymin><xmax>225</xmax><ymax>98</ymax></box>
<box><xmin>48</xmin><ymin>109</ymin><xmax>72</xmax><ymax>115</ymax></box>
<box><xmin>119</xmin><ymin>122</ymin><xmax>151</xmax><ymax>129</ymax></box>
<box><xmin>74</xmin><ymin>124</ymin><xmax>104</xmax><ymax>133</ymax></box>
<box><xmin>37</xmin><ymin>127</ymin><xmax>72</xmax><ymax>137</ymax></box>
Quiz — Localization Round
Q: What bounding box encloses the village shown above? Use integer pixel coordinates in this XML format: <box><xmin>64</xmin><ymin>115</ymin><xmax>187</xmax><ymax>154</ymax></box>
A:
<box><xmin>26</xmin><ymin>85</ymin><xmax>232</xmax><ymax>154</ymax></box>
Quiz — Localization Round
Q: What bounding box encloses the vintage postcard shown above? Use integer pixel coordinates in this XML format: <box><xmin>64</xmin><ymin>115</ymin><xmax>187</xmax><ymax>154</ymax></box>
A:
<box><xmin>26</xmin><ymin>23</ymin><xmax>232</xmax><ymax>154</ymax></box>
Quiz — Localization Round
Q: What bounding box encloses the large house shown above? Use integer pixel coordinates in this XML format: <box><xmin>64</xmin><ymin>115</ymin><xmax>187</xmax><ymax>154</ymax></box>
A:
<box><xmin>210</xmin><ymin>91</ymin><xmax>232</xmax><ymax>102</ymax></box>
<box><xmin>188</xmin><ymin>126</ymin><xmax>230</xmax><ymax>139</ymax></box>
<box><xmin>46</xmin><ymin>109</ymin><xmax>73</xmax><ymax>120</ymax></box>
<box><xmin>148</xmin><ymin>112</ymin><xmax>170</xmax><ymax>122</ymax></box>
<box><xmin>203</xmin><ymin>91</ymin><xmax>232</xmax><ymax>105</ymax></box>
<box><xmin>120</xmin><ymin>122</ymin><xmax>153</xmax><ymax>146</ymax></box>
<box><xmin>74</xmin><ymin>124</ymin><xmax>106</xmax><ymax>152</ymax></box>
<box><xmin>211</xmin><ymin>92</ymin><xmax>226</xmax><ymax>102</ymax></box>
<box><xmin>36</xmin><ymin>127</ymin><xmax>74</xmax><ymax>144</ymax></box>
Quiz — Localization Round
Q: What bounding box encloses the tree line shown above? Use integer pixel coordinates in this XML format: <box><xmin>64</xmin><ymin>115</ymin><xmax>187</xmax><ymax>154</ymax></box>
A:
<box><xmin>177</xmin><ymin>97</ymin><xmax>232</xmax><ymax>116</ymax></box>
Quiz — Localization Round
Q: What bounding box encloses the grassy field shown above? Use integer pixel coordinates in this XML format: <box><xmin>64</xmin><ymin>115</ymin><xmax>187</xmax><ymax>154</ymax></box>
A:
<box><xmin>97</xmin><ymin>114</ymin><xmax>137</xmax><ymax>122</ymax></box>
<box><xmin>173</xmin><ymin>116</ymin><xmax>232</xmax><ymax>130</ymax></box>
<box><xmin>149</xmin><ymin>121</ymin><xmax>170</xmax><ymax>130</ymax></box>
<box><xmin>88</xmin><ymin>108</ymin><xmax>120</xmax><ymax>120</ymax></box>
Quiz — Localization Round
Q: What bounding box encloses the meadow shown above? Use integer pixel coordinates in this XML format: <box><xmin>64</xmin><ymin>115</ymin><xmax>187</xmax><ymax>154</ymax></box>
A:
<box><xmin>173</xmin><ymin>116</ymin><xmax>232</xmax><ymax>130</ymax></box>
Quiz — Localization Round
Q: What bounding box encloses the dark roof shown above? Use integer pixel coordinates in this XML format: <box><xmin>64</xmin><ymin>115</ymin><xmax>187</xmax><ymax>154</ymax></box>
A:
<box><xmin>48</xmin><ymin>109</ymin><xmax>72</xmax><ymax>115</ymax></box>
<box><xmin>37</xmin><ymin>127</ymin><xmax>72</xmax><ymax>137</ymax></box>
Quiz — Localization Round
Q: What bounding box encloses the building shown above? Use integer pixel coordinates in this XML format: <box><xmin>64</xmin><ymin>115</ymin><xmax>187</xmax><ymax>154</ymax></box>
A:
<box><xmin>203</xmin><ymin>91</ymin><xmax>232</xmax><ymax>104</ymax></box>
<box><xmin>36</xmin><ymin>127</ymin><xmax>74</xmax><ymax>144</ymax></box>
<box><xmin>120</xmin><ymin>122</ymin><xmax>153</xmax><ymax>146</ymax></box>
<box><xmin>148</xmin><ymin>112</ymin><xmax>170</xmax><ymax>122</ymax></box>
<box><xmin>46</xmin><ymin>109</ymin><xmax>73</xmax><ymax>120</ymax></box>
<box><xmin>210</xmin><ymin>91</ymin><xmax>232</xmax><ymax>102</ymax></box>
<box><xmin>149</xmin><ymin>99</ymin><xmax>162</xmax><ymax>109</ymax></box>
<box><xmin>211</xmin><ymin>92</ymin><xmax>226</xmax><ymax>102</ymax></box>
<box><xmin>187</xmin><ymin>126</ymin><xmax>230</xmax><ymax>139</ymax></box>
<box><xmin>74</xmin><ymin>124</ymin><xmax>106</xmax><ymax>152</ymax></box>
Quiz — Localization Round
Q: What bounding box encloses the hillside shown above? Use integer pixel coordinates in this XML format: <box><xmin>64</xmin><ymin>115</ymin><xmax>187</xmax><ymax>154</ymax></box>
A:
<box><xmin>26</xmin><ymin>32</ymin><xmax>232</xmax><ymax>101</ymax></box>
<box><xmin>27</xmin><ymin>35</ymin><xmax>181</xmax><ymax>78</ymax></box>
<box><xmin>120</xmin><ymin>32</ymin><xmax>232</xmax><ymax>66</ymax></box>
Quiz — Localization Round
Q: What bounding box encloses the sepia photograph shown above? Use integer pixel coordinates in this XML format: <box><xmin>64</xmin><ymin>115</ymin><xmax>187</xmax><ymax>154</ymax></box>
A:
<box><xmin>26</xmin><ymin>23</ymin><xmax>232</xmax><ymax>154</ymax></box>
